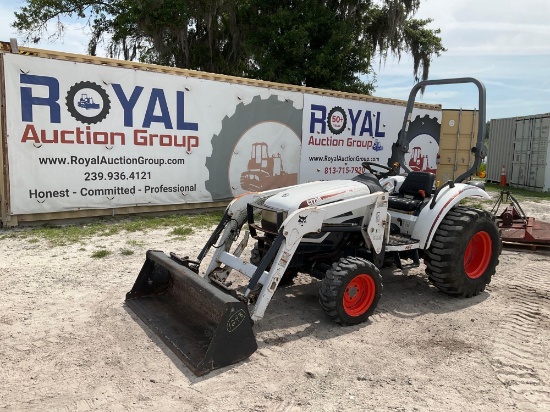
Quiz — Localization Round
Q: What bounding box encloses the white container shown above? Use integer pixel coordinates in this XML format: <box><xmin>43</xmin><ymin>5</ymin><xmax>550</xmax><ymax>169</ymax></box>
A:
<box><xmin>487</xmin><ymin>117</ymin><xmax>516</xmax><ymax>184</ymax></box>
<box><xmin>509</xmin><ymin>114</ymin><xmax>550</xmax><ymax>191</ymax></box>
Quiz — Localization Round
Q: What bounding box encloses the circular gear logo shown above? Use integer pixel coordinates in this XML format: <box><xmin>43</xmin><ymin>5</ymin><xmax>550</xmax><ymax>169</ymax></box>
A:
<box><xmin>327</xmin><ymin>106</ymin><xmax>347</xmax><ymax>135</ymax></box>
<box><xmin>66</xmin><ymin>81</ymin><xmax>111</xmax><ymax>124</ymax></box>
<box><xmin>387</xmin><ymin>114</ymin><xmax>441</xmax><ymax>172</ymax></box>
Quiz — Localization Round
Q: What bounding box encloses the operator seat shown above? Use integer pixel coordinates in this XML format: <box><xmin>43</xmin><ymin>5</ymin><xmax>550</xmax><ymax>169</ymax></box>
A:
<box><xmin>388</xmin><ymin>171</ymin><xmax>435</xmax><ymax>213</ymax></box>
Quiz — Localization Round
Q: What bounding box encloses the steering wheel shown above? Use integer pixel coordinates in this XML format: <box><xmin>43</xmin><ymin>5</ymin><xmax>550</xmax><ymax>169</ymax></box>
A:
<box><xmin>362</xmin><ymin>161</ymin><xmax>399</xmax><ymax>179</ymax></box>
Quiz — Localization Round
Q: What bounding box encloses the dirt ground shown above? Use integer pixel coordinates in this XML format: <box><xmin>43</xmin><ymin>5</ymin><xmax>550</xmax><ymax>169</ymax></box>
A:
<box><xmin>1</xmin><ymin>198</ymin><xmax>550</xmax><ymax>412</ymax></box>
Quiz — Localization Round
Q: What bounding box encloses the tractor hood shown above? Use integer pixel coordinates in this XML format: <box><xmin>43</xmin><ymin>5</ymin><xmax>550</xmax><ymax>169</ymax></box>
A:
<box><xmin>263</xmin><ymin>180</ymin><xmax>372</xmax><ymax>213</ymax></box>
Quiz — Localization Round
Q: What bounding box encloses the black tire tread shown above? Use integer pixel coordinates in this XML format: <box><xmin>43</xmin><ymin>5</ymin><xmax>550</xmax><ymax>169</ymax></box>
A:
<box><xmin>319</xmin><ymin>257</ymin><xmax>382</xmax><ymax>326</ymax></box>
<box><xmin>424</xmin><ymin>206</ymin><xmax>501</xmax><ymax>298</ymax></box>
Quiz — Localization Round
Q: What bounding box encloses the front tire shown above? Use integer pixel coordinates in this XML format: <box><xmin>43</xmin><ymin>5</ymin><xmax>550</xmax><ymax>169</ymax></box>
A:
<box><xmin>319</xmin><ymin>257</ymin><xmax>382</xmax><ymax>325</ymax></box>
<box><xmin>424</xmin><ymin>206</ymin><xmax>501</xmax><ymax>297</ymax></box>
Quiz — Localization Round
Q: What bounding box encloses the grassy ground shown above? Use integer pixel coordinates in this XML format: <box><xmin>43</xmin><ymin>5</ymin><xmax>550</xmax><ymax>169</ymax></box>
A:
<box><xmin>0</xmin><ymin>182</ymin><xmax>548</xmax><ymax>252</ymax></box>
<box><xmin>484</xmin><ymin>182</ymin><xmax>550</xmax><ymax>201</ymax></box>
<box><xmin>461</xmin><ymin>182</ymin><xmax>550</xmax><ymax>211</ymax></box>
<box><xmin>0</xmin><ymin>211</ymin><xmax>224</xmax><ymax>247</ymax></box>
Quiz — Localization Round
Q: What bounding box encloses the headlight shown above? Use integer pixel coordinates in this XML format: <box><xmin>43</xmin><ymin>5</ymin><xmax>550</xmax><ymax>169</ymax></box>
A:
<box><xmin>259</xmin><ymin>209</ymin><xmax>287</xmax><ymax>232</ymax></box>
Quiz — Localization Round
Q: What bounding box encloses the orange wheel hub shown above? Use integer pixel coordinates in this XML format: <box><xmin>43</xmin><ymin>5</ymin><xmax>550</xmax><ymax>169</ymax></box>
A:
<box><xmin>343</xmin><ymin>274</ymin><xmax>376</xmax><ymax>316</ymax></box>
<box><xmin>464</xmin><ymin>231</ymin><xmax>492</xmax><ymax>279</ymax></box>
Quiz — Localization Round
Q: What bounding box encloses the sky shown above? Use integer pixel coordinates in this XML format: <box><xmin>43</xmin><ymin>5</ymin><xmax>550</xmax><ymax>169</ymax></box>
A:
<box><xmin>1</xmin><ymin>0</ymin><xmax>549</xmax><ymax>121</ymax></box>
<box><xmin>374</xmin><ymin>0</ymin><xmax>550</xmax><ymax>120</ymax></box>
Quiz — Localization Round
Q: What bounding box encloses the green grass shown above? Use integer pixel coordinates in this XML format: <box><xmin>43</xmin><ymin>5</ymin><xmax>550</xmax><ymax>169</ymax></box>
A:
<box><xmin>169</xmin><ymin>226</ymin><xmax>193</xmax><ymax>238</ymax></box>
<box><xmin>2</xmin><ymin>184</ymin><xmax>546</xmax><ymax>248</ymax></box>
<box><xmin>460</xmin><ymin>199</ymin><xmax>492</xmax><ymax>210</ymax></box>
<box><xmin>460</xmin><ymin>182</ymin><xmax>550</xmax><ymax>211</ymax></box>
<box><xmin>484</xmin><ymin>183</ymin><xmax>550</xmax><ymax>202</ymax></box>
<box><xmin>0</xmin><ymin>211</ymin><xmax>224</xmax><ymax>247</ymax></box>
<box><xmin>91</xmin><ymin>249</ymin><xmax>112</xmax><ymax>259</ymax></box>
<box><xmin>120</xmin><ymin>248</ymin><xmax>134</xmax><ymax>256</ymax></box>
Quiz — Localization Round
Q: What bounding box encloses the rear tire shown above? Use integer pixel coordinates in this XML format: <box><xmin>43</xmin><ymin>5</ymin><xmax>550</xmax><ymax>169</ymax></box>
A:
<box><xmin>424</xmin><ymin>206</ymin><xmax>501</xmax><ymax>297</ymax></box>
<box><xmin>319</xmin><ymin>257</ymin><xmax>382</xmax><ymax>325</ymax></box>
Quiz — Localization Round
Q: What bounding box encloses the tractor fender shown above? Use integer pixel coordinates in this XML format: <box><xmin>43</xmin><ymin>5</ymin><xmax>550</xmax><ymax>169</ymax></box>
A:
<box><xmin>412</xmin><ymin>184</ymin><xmax>490</xmax><ymax>250</ymax></box>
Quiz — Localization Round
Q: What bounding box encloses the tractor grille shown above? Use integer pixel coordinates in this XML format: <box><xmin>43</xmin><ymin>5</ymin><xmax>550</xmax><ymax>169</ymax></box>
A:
<box><xmin>247</xmin><ymin>202</ymin><xmax>287</xmax><ymax>238</ymax></box>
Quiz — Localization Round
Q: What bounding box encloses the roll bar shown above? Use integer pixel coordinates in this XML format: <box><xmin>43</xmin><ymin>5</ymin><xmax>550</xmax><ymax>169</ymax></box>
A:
<box><xmin>396</xmin><ymin>77</ymin><xmax>487</xmax><ymax>183</ymax></box>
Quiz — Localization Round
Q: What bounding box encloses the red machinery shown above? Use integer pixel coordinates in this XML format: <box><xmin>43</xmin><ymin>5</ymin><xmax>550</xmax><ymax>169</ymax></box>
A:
<box><xmin>409</xmin><ymin>146</ymin><xmax>437</xmax><ymax>173</ymax></box>
<box><xmin>491</xmin><ymin>191</ymin><xmax>550</xmax><ymax>248</ymax></box>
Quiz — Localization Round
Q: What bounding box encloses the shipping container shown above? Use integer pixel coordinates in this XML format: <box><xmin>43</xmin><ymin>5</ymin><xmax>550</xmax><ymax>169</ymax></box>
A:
<box><xmin>509</xmin><ymin>114</ymin><xmax>550</xmax><ymax>191</ymax></box>
<box><xmin>487</xmin><ymin>117</ymin><xmax>515</xmax><ymax>184</ymax></box>
<box><xmin>488</xmin><ymin>114</ymin><xmax>550</xmax><ymax>191</ymax></box>
<box><xmin>436</xmin><ymin>109</ymin><xmax>478</xmax><ymax>184</ymax></box>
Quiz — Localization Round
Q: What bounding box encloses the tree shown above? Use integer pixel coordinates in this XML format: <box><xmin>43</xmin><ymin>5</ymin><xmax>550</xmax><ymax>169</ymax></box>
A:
<box><xmin>12</xmin><ymin>0</ymin><xmax>445</xmax><ymax>94</ymax></box>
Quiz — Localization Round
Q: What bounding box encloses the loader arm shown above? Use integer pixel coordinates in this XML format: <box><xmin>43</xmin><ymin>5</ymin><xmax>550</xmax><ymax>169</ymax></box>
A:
<box><xmin>207</xmin><ymin>191</ymin><xmax>389</xmax><ymax>321</ymax></box>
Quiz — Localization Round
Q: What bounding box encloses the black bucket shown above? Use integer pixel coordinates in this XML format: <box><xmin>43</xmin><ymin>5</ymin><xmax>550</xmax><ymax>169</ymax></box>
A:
<box><xmin>126</xmin><ymin>250</ymin><xmax>257</xmax><ymax>376</ymax></box>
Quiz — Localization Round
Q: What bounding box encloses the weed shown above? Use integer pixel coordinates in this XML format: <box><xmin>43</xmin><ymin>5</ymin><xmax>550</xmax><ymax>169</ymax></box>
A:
<box><xmin>484</xmin><ymin>183</ymin><xmax>550</xmax><ymax>202</ymax></box>
<box><xmin>91</xmin><ymin>249</ymin><xmax>112</xmax><ymax>258</ymax></box>
<box><xmin>170</xmin><ymin>227</ymin><xmax>193</xmax><ymax>237</ymax></box>
<box><xmin>120</xmin><ymin>248</ymin><xmax>134</xmax><ymax>256</ymax></box>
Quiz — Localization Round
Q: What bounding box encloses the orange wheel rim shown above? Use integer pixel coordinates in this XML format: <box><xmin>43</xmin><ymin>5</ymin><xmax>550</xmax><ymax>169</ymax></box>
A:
<box><xmin>343</xmin><ymin>274</ymin><xmax>376</xmax><ymax>317</ymax></box>
<box><xmin>464</xmin><ymin>231</ymin><xmax>492</xmax><ymax>279</ymax></box>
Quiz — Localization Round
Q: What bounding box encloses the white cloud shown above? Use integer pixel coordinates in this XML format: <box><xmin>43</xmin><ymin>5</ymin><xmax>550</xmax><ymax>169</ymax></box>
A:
<box><xmin>374</xmin><ymin>0</ymin><xmax>550</xmax><ymax>119</ymax></box>
<box><xmin>0</xmin><ymin>1</ymin><xmax>20</xmax><ymax>40</ymax></box>
<box><xmin>415</xmin><ymin>0</ymin><xmax>550</xmax><ymax>55</ymax></box>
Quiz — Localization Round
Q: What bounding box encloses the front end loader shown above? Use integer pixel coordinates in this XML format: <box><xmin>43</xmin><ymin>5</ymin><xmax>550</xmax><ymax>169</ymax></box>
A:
<box><xmin>127</xmin><ymin>184</ymin><xmax>388</xmax><ymax>375</ymax></box>
<box><xmin>126</xmin><ymin>77</ymin><xmax>501</xmax><ymax>376</ymax></box>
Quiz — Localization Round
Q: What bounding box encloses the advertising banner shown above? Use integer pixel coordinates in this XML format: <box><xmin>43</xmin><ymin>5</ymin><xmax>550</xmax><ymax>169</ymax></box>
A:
<box><xmin>3</xmin><ymin>54</ymin><xmax>303</xmax><ymax>214</ymax></box>
<box><xmin>300</xmin><ymin>94</ymin><xmax>442</xmax><ymax>183</ymax></box>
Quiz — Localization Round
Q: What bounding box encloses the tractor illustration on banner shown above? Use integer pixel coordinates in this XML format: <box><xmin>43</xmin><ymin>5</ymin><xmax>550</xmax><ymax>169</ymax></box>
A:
<box><xmin>409</xmin><ymin>146</ymin><xmax>437</xmax><ymax>173</ymax></box>
<box><xmin>240</xmin><ymin>142</ymin><xmax>298</xmax><ymax>192</ymax></box>
<box><xmin>77</xmin><ymin>93</ymin><xmax>101</xmax><ymax>110</ymax></box>
<box><xmin>387</xmin><ymin>114</ymin><xmax>441</xmax><ymax>174</ymax></box>
<box><xmin>205</xmin><ymin>95</ymin><xmax>302</xmax><ymax>201</ymax></box>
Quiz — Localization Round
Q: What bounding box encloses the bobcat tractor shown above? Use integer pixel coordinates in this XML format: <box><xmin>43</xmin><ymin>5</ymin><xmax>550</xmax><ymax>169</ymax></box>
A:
<box><xmin>126</xmin><ymin>78</ymin><xmax>501</xmax><ymax>375</ymax></box>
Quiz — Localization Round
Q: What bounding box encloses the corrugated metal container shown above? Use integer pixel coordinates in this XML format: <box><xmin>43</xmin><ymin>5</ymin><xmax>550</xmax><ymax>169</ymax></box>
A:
<box><xmin>0</xmin><ymin>59</ymin><xmax>6</xmax><ymax>224</ymax></box>
<box><xmin>437</xmin><ymin>109</ymin><xmax>478</xmax><ymax>183</ymax></box>
<box><xmin>487</xmin><ymin>117</ymin><xmax>516</xmax><ymax>183</ymax></box>
<box><xmin>509</xmin><ymin>114</ymin><xmax>550</xmax><ymax>191</ymax></box>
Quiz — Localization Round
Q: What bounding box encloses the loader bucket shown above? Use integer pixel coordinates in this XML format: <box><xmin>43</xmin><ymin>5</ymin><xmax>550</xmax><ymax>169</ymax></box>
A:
<box><xmin>125</xmin><ymin>250</ymin><xmax>257</xmax><ymax>376</ymax></box>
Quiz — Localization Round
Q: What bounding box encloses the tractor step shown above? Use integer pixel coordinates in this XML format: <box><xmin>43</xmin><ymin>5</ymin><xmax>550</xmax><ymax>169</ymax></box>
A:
<box><xmin>385</xmin><ymin>234</ymin><xmax>421</xmax><ymax>270</ymax></box>
<box><xmin>385</xmin><ymin>234</ymin><xmax>420</xmax><ymax>251</ymax></box>
<box><xmin>392</xmin><ymin>249</ymin><xmax>421</xmax><ymax>270</ymax></box>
